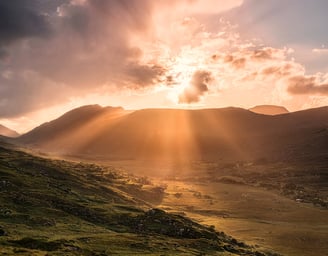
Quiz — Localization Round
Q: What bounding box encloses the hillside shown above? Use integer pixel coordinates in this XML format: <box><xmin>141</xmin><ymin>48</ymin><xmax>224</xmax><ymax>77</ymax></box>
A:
<box><xmin>0</xmin><ymin>143</ymin><xmax>278</xmax><ymax>255</ymax></box>
<box><xmin>16</xmin><ymin>105</ymin><xmax>328</xmax><ymax>163</ymax></box>
<box><xmin>0</xmin><ymin>124</ymin><xmax>19</xmax><ymax>137</ymax></box>
<box><xmin>249</xmin><ymin>105</ymin><xmax>289</xmax><ymax>115</ymax></box>
<box><xmin>17</xmin><ymin>105</ymin><xmax>127</xmax><ymax>145</ymax></box>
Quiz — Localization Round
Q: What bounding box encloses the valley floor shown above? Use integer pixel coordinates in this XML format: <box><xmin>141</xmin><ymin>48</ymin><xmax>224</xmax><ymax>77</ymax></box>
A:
<box><xmin>159</xmin><ymin>180</ymin><xmax>328</xmax><ymax>256</ymax></box>
<box><xmin>97</xmin><ymin>159</ymin><xmax>328</xmax><ymax>256</ymax></box>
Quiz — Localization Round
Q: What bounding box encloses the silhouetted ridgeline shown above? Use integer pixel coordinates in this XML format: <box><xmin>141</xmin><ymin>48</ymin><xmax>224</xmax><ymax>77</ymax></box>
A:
<box><xmin>249</xmin><ymin>105</ymin><xmax>289</xmax><ymax>115</ymax></box>
<box><xmin>15</xmin><ymin>105</ymin><xmax>328</xmax><ymax>163</ymax></box>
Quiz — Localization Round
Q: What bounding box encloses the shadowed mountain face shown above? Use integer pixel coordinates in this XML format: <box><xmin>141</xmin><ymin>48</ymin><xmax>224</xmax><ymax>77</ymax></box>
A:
<box><xmin>0</xmin><ymin>124</ymin><xmax>19</xmax><ymax>137</ymax></box>
<box><xmin>17</xmin><ymin>105</ymin><xmax>328</xmax><ymax>163</ymax></box>
<box><xmin>249</xmin><ymin>105</ymin><xmax>289</xmax><ymax>115</ymax></box>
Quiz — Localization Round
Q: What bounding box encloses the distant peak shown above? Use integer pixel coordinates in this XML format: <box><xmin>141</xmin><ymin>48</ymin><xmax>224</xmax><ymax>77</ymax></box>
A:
<box><xmin>249</xmin><ymin>105</ymin><xmax>289</xmax><ymax>116</ymax></box>
<box><xmin>65</xmin><ymin>105</ymin><xmax>124</xmax><ymax>115</ymax></box>
<box><xmin>0</xmin><ymin>124</ymin><xmax>19</xmax><ymax>137</ymax></box>
<box><xmin>70</xmin><ymin>104</ymin><xmax>103</xmax><ymax>111</ymax></box>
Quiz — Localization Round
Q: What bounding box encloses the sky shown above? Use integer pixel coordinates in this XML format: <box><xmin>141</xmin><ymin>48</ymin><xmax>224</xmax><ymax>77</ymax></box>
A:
<box><xmin>1</xmin><ymin>0</ymin><xmax>328</xmax><ymax>133</ymax></box>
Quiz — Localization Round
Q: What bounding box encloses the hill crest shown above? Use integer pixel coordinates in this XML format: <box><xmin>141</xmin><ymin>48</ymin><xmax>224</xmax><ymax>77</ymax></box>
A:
<box><xmin>249</xmin><ymin>105</ymin><xmax>289</xmax><ymax>115</ymax></box>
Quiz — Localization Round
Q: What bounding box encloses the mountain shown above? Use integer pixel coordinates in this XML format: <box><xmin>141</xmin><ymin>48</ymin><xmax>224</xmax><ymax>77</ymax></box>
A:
<box><xmin>17</xmin><ymin>104</ymin><xmax>126</xmax><ymax>144</ymax></box>
<box><xmin>249</xmin><ymin>105</ymin><xmax>289</xmax><ymax>115</ymax></box>
<box><xmin>16</xmin><ymin>105</ymin><xmax>328</xmax><ymax>163</ymax></box>
<box><xmin>0</xmin><ymin>124</ymin><xmax>19</xmax><ymax>137</ymax></box>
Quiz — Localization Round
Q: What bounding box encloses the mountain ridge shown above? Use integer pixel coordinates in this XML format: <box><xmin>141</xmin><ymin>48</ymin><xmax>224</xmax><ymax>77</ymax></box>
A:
<box><xmin>249</xmin><ymin>105</ymin><xmax>289</xmax><ymax>115</ymax></box>
<box><xmin>15</xmin><ymin>105</ymin><xmax>328</xmax><ymax>163</ymax></box>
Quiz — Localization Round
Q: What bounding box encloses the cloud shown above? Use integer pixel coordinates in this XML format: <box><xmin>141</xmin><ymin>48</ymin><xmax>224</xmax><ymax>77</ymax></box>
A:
<box><xmin>215</xmin><ymin>47</ymin><xmax>293</xmax><ymax>68</ymax></box>
<box><xmin>184</xmin><ymin>0</ymin><xmax>244</xmax><ymax>14</ymax></box>
<box><xmin>1</xmin><ymin>0</ymin><xmax>328</xmax><ymax>120</ymax></box>
<box><xmin>312</xmin><ymin>48</ymin><xmax>328</xmax><ymax>54</ymax></box>
<box><xmin>40</xmin><ymin>0</ymin><xmax>158</xmax><ymax>88</ymax></box>
<box><xmin>0</xmin><ymin>0</ymin><xmax>52</xmax><ymax>45</ymax></box>
<box><xmin>0</xmin><ymin>0</ymin><xmax>167</xmax><ymax>117</ymax></box>
<box><xmin>251</xmin><ymin>48</ymin><xmax>283</xmax><ymax>60</ymax></box>
<box><xmin>179</xmin><ymin>70</ymin><xmax>212</xmax><ymax>103</ymax></box>
<box><xmin>123</xmin><ymin>63</ymin><xmax>167</xmax><ymax>88</ymax></box>
<box><xmin>287</xmin><ymin>75</ymin><xmax>328</xmax><ymax>95</ymax></box>
<box><xmin>0</xmin><ymin>71</ymin><xmax>70</xmax><ymax>117</ymax></box>
<box><xmin>223</xmin><ymin>0</ymin><xmax>328</xmax><ymax>47</ymax></box>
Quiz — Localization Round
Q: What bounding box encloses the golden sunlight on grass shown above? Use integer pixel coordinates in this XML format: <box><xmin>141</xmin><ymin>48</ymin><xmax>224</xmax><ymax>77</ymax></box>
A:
<box><xmin>158</xmin><ymin>179</ymin><xmax>328</xmax><ymax>256</ymax></box>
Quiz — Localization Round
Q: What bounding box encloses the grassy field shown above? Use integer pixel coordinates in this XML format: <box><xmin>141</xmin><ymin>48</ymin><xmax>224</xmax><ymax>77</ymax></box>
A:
<box><xmin>92</xmin><ymin>159</ymin><xmax>328</xmax><ymax>256</ymax></box>
<box><xmin>159</xmin><ymin>180</ymin><xmax>328</xmax><ymax>256</ymax></box>
<box><xmin>0</xmin><ymin>144</ymin><xmax>281</xmax><ymax>255</ymax></box>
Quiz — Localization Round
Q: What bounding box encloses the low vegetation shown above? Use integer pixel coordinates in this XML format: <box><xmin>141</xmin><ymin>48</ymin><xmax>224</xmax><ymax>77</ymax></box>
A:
<box><xmin>0</xmin><ymin>144</ymin><xmax>280</xmax><ymax>255</ymax></box>
<box><xmin>176</xmin><ymin>160</ymin><xmax>328</xmax><ymax>209</ymax></box>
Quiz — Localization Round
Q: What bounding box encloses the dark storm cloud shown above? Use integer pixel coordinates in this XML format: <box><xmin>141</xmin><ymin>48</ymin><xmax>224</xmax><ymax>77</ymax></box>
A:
<box><xmin>0</xmin><ymin>0</ymin><xmax>167</xmax><ymax>117</ymax></box>
<box><xmin>0</xmin><ymin>0</ymin><xmax>52</xmax><ymax>45</ymax></box>
<box><xmin>58</xmin><ymin>0</ymin><xmax>153</xmax><ymax>38</ymax></box>
<box><xmin>179</xmin><ymin>70</ymin><xmax>212</xmax><ymax>103</ymax></box>
<box><xmin>287</xmin><ymin>76</ymin><xmax>328</xmax><ymax>95</ymax></box>
<box><xmin>48</xmin><ymin>0</ymin><xmax>163</xmax><ymax>87</ymax></box>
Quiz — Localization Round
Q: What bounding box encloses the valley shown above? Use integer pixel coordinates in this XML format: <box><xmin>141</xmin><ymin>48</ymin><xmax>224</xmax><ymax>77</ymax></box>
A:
<box><xmin>160</xmin><ymin>180</ymin><xmax>327</xmax><ymax>256</ymax></box>
<box><xmin>95</xmin><ymin>158</ymin><xmax>328</xmax><ymax>256</ymax></box>
<box><xmin>1</xmin><ymin>105</ymin><xmax>327</xmax><ymax>255</ymax></box>
<box><xmin>0</xmin><ymin>144</ymin><xmax>281</xmax><ymax>255</ymax></box>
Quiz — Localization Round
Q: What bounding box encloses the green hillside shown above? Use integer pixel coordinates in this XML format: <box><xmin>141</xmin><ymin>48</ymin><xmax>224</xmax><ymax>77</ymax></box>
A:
<box><xmin>0</xmin><ymin>144</ymin><xmax>279</xmax><ymax>255</ymax></box>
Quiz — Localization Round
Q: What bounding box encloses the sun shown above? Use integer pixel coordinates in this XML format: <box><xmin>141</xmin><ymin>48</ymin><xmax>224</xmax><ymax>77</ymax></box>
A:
<box><xmin>164</xmin><ymin>55</ymin><xmax>198</xmax><ymax>104</ymax></box>
<box><xmin>167</xmin><ymin>82</ymin><xmax>190</xmax><ymax>104</ymax></box>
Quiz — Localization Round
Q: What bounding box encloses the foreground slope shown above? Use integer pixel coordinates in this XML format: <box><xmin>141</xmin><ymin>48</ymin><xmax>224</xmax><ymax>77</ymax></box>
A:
<box><xmin>17</xmin><ymin>105</ymin><xmax>328</xmax><ymax>163</ymax></box>
<box><xmin>0</xmin><ymin>144</ymin><xmax>279</xmax><ymax>255</ymax></box>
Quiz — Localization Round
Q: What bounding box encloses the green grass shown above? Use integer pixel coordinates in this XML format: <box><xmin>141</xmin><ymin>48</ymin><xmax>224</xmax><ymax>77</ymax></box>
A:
<box><xmin>0</xmin><ymin>144</ymin><xmax>280</xmax><ymax>255</ymax></box>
